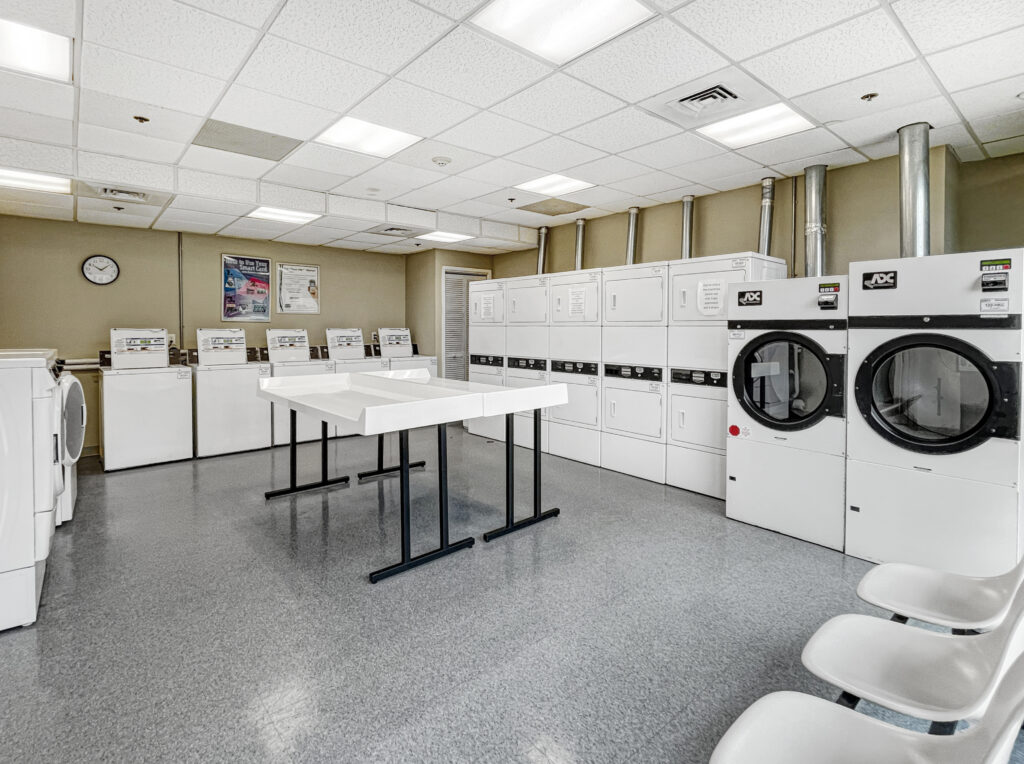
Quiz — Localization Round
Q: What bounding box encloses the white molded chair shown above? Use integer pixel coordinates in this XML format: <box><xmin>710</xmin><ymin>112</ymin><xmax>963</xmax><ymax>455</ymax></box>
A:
<box><xmin>710</xmin><ymin>649</ymin><xmax>1024</xmax><ymax>764</ymax></box>
<box><xmin>858</xmin><ymin>558</ymin><xmax>1024</xmax><ymax>632</ymax></box>
<box><xmin>801</xmin><ymin>576</ymin><xmax>1024</xmax><ymax>725</ymax></box>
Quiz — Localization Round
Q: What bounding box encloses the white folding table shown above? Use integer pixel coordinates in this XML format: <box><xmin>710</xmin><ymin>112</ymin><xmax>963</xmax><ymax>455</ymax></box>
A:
<box><xmin>257</xmin><ymin>370</ymin><xmax>568</xmax><ymax>581</ymax></box>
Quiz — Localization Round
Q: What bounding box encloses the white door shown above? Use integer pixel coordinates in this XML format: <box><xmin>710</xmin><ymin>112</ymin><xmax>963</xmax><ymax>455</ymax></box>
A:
<box><xmin>668</xmin><ymin>392</ymin><xmax>726</xmax><ymax>449</ymax></box>
<box><xmin>469</xmin><ymin>285</ymin><xmax>504</xmax><ymax>324</ymax></box>
<box><xmin>507</xmin><ymin>283</ymin><xmax>548</xmax><ymax>324</ymax></box>
<box><xmin>551</xmin><ymin>280</ymin><xmax>599</xmax><ymax>324</ymax></box>
<box><xmin>443</xmin><ymin>270</ymin><xmax>488</xmax><ymax>380</ymax></box>
<box><xmin>604</xmin><ymin>274</ymin><xmax>667</xmax><ymax>324</ymax></box>
<box><xmin>604</xmin><ymin>385</ymin><xmax>663</xmax><ymax>438</ymax></box>
<box><xmin>549</xmin><ymin>379</ymin><xmax>599</xmax><ymax>427</ymax></box>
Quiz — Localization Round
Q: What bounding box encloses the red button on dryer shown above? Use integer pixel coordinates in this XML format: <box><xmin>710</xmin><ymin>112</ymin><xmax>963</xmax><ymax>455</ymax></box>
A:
<box><xmin>728</xmin><ymin>425</ymin><xmax>740</xmax><ymax>437</ymax></box>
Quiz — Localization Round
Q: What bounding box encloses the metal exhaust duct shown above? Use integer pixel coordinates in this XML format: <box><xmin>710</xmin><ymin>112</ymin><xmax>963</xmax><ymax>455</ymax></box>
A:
<box><xmin>625</xmin><ymin>207</ymin><xmax>640</xmax><ymax>265</ymax></box>
<box><xmin>536</xmin><ymin>226</ymin><xmax>548</xmax><ymax>274</ymax></box>
<box><xmin>574</xmin><ymin>218</ymin><xmax>585</xmax><ymax>270</ymax></box>
<box><xmin>804</xmin><ymin>165</ymin><xmax>828</xmax><ymax>277</ymax></box>
<box><xmin>757</xmin><ymin>178</ymin><xmax>775</xmax><ymax>257</ymax></box>
<box><xmin>898</xmin><ymin>122</ymin><xmax>931</xmax><ymax>258</ymax></box>
<box><xmin>680</xmin><ymin>196</ymin><xmax>694</xmax><ymax>259</ymax></box>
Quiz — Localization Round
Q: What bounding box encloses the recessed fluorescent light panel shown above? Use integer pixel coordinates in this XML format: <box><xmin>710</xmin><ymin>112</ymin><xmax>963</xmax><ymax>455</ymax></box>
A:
<box><xmin>471</xmin><ymin>0</ymin><xmax>653</xmax><ymax>65</ymax></box>
<box><xmin>515</xmin><ymin>174</ymin><xmax>594</xmax><ymax>197</ymax></box>
<box><xmin>247</xmin><ymin>207</ymin><xmax>320</xmax><ymax>224</ymax></box>
<box><xmin>0</xmin><ymin>167</ymin><xmax>71</xmax><ymax>194</ymax></box>
<box><xmin>316</xmin><ymin>117</ymin><xmax>422</xmax><ymax>158</ymax></box>
<box><xmin>697</xmin><ymin>103</ymin><xmax>814</xmax><ymax>149</ymax></box>
<box><xmin>0</xmin><ymin>18</ymin><xmax>71</xmax><ymax>81</ymax></box>
<box><xmin>416</xmin><ymin>231</ymin><xmax>474</xmax><ymax>243</ymax></box>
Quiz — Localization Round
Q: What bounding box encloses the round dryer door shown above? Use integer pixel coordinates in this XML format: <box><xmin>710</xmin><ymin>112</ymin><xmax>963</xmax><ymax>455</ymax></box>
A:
<box><xmin>855</xmin><ymin>334</ymin><xmax>1021</xmax><ymax>454</ymax></box>
<box><xmin>733</xmin><ymin>331</ymin><xmax>844</xmax><ymax>431</ymax></box>
<box><xmin>60</xmin><ymin>373</ymin><xmax>86</xmax><ymax>465</ymax></box>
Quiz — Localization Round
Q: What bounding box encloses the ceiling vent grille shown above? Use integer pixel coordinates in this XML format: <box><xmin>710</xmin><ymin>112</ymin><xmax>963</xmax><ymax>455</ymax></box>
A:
<box><xmin>99</xmin><ymin>187</ymin><xmax>149</xmax><ymax>203</ymax></box>
<box><xmin>673</xmin><ymin>85</ymin><xmax>739</xmax><ymax>116</ymax></box>
<box><xmin>365</xmin><ymin>223</ymin><xmax>430</xmax><ymax>237</ymax></box>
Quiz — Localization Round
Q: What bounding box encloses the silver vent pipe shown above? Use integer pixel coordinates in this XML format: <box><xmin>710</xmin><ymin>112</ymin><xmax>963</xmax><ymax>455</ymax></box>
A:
<box><xmin>898</xmin><ymin>122</ymin><xmax>931</xmax><ymax>258</ymax></box>
<box><xmin>804</xmin><ymin>165</ymin><xmax>828</xmax><ymax>277</ymax></box>
<box><xmin>535</xmin><ymin>226</ymin><xmax>548</xmax><ymax>274</ymax></box>
<box><xmin>757</xmin><ymin>178</ymin><xmax>775</xmax><ymax>257</ymax></box>
<box><xmin>574</xmin><ymin>218</ymin><xmax>585</xmax><ymax>270</ymax></box>
<box><xmin>625</xmin><ymin>207</ymin><xmax>639</xmax><ymax>265</ymax></box>
<box><xmin>680</xmin><ymin>195</ymin><xmax>694</xmax><ymax>259</ymax></box>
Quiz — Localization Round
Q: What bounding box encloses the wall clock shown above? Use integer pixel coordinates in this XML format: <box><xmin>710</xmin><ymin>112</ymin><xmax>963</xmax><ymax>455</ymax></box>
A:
<box><xmin>82</xmin><ymin>255</ymin><xmax>120</xmax><ymax>285</ymax></box>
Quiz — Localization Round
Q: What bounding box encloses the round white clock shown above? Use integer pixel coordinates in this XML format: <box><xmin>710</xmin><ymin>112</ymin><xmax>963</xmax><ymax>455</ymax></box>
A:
<box><xmin>82</xmin><ymin>255</ymin><xmax>120</xmax><ymax>285</ymax></box>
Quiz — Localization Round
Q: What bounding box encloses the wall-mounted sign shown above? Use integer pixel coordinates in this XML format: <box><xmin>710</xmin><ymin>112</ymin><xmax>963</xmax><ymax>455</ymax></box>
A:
<box><xmin>222</xmin><ymin>254</ymin><xmax>271</xmax><ymax>322</ymax></box>
<box><xmin>277</xmin><ymin>262</ymin><xmax>320</xmax><ymax>314</ymax></box>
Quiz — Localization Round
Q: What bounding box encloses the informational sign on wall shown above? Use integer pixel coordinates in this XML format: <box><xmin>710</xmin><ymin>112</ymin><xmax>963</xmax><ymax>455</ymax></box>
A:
<box><xmin>222</xmin><ymin>254</ymin><xmax>271</xmax><ymax>322</ymax></box>
<box><xmin>277</xmin><ymin>263</ymin><xmax>320</xmax><ymax>314</ymax></box>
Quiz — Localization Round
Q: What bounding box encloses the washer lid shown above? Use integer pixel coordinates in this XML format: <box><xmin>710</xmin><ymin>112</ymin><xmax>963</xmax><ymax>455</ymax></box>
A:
<box><xmin>59</xmin><ymin>373</ymin><xmax>86</xmax><ymax>464</ymax></box>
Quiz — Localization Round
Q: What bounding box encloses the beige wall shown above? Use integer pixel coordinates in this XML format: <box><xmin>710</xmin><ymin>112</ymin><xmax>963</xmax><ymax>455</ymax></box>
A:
<box><xmin>959</xmin><ymin>152</ymin><xmax>1024</xmax><ymax>253</ymax></box>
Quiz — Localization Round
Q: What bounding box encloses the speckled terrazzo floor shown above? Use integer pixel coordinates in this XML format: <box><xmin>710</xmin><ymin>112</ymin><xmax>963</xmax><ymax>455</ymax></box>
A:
<box><xmin>2</xmin><ymin>426</ymin><xmax>1022</xmax><ymax>763</ymax></box>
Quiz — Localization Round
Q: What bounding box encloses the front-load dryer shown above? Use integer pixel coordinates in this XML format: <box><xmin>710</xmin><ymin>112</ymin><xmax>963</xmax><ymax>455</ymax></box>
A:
<box><xmin>601</xmin><ymin>363</ymin><xmax>667</xmax><ymax>483</ymax></box>
<box><xmin>602</xmin><ymin>262</ymin><xmax>670</xmax><ymax>367</ymax></box>
<box><xmin>56</xmin><ymin>370</ymin><xmax>86</xmax><ymax>524</ymax></box>
<box><xmin>726</xmin><ymin>276</ymin><xmax>848</xmax><ymax>550</ymax></box>
<box><xmin>548</xmin><ymin>360</ymin><xmax>601</xmax><ymax>466</ymax></box>
<box><xmin>505</xmin><ymin>356</ymin><xmax>549</xmax><ymax>450</ymax></box>
<box><xmin>846</xmin><ymin>249</ymin><xmax>1024</xmax><ymax>575</ymax></box>
<box><xmin>468</xmin><ymin>280</ymin><xmax>507</xmax><ymax>441</ymax></box>
<box><xmin>466</xmin><ymin>354</ymin><xmax>505</xmax><ymax>440</ymax></box>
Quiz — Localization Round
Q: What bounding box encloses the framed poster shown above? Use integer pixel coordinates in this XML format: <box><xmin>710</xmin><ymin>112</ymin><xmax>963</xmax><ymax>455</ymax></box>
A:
<box><xmin>222</xmin><ymin>254</ymin><xmax>271</xmax><ymax>322</ymax></box>
<box><xmin>277</xmin><ymin>262</ymin><xmax>320</xmax><ymax>314</ymax></box>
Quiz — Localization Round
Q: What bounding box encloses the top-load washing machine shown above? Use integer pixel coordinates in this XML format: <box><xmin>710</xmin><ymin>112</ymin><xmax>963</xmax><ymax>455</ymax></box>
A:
<box><xmin>56</xmin><ymin>369</ymin><xmax>86</xmax><ymax>524</ymax></box>
<box><xmin>846</xmin><ymin>249</ymin><xmax>1024</xmax><ymax>575</ymax></box>
<box><xmin>468</xmin><ymin>279</ymin><xmax>506</xmax><ymax>440</ymax></box>
<box><xmin>726</xmin><ymin>276</ymin><xmax>848</xmax><ymax>550</ymax></box>
<box><xmin>666</xmin><ymin>253</ymin><xmax>787</xmax><ymax>499</ymax></box>
<box><xmin>505</xmin><ymin>276</ymin><xmax>550</xmax><ymax>450</ymax></box>
<box><xmin>267</xmin><ymin>329</ymin><xmax>335</xmax><ymax>445</ymax></box>
<box><xmin>378</xmin><ymin>327</ymin><xmax>436</xmax><ymax>376</ymax></box>
<box><xmin>327</xmin><ymin>328</ymin><xmax>390</xmax><ymax>374</ymax></box>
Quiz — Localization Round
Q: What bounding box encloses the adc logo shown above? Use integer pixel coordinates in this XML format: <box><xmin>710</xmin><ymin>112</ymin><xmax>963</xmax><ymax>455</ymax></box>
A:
<box><xmin>737</xmin><ymin>290</ymin><xmax>763</xmax><ymax>306</ymax></box>
<box><xmin>862</xmin><ymin>271</ymin><xmax>898</xmax><ymax>289</ymax></box>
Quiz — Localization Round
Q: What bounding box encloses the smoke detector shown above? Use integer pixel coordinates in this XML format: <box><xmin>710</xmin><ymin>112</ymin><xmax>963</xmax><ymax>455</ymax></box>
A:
<box><xmin>431</xmin><ymin>155</ymin><xmax>452</xmax><ymax>167</ymax></box>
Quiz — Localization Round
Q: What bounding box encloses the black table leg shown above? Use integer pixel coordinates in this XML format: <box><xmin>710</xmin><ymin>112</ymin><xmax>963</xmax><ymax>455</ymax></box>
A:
<box><xmin>369</xmin><ymin>425</ymin><xmax>473</xmax><ymax>583</ymax></box>
<box><xmin>357</xmin><ymin>432</ymin><xmax>426</xmax><ymax>480</ymax></box>
<box><xmin>483</xmin><ymin>408</ymin><xmax>560</xmax><ymax>542</ymax></box>
<box><xmin>265</xmin><ymin>412</ymin><xmax>350</xmax><ymax>499</ymax></box>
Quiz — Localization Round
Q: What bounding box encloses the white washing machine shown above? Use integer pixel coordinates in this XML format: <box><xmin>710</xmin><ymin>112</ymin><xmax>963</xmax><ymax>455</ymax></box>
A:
<box><xmin>377</xmin><ymin>326</ymin><xmax>436</xmax><ymax>377</ymax></box>
<box><xmin>601</xmin><ymin>363</ymin><xmax>667</xmax><ymax>483</ymax></box>
<box><xmin>846</xmin><ymin>249</ymin><xmax>1024</xmax><ymax>575</ymax></box>
<box><xmin>389</xmin><ymin>355</ymin><xmax>437</xmax><ymax>375</ymax></box>
<box><xmin>267</xmin><ymin>329</ymin><xmax>335</xmax><ymax>445</ymax></box>
<box><xmin>193</xmin><ymin>328</ymin><xmax>272</xmax><ymax>457</ymax></box>
<box><xmin>466</xmin><ymin>354</ymin><xmax>505</xmax><ymax>439</ymax></box>
<box><xmin>56</xmin><ymin>370</ymin><xmax>86</xmax><ymax>524</ymax></box>
<box><xmin>665</xmin><ymin>253</ymin><xmax>788</xmax><ymax>499</ymax></box>
<box><xmin>0</xmin><ymin>349</ymin><xmax>63</xmax><ymax>630</ymax></box>
<box><xmin>505</xmin><ymin>276</ymin><xmax>549</xmax><ymax>450</ymax></box>
<box><xmin>468</xmin><ymin>279</ymin><xmax>506</xmax><ymax>440</ymax></box>
<box><xmin>548</xmin><ymin>360</ymin><xmax>601</xmax><ymax>466</ymax></box>
<box><xmin>506</xmin><ymin>356</ymin><xmax>550</xmax><ymax>450</ymax></box>
<box><xmin>725</xmin><ymin>276</ymin><xmax>848</xmax><ymax>550</ymax></box>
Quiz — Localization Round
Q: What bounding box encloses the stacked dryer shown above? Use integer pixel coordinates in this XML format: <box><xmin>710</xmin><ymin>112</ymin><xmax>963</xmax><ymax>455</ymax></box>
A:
<box><xmin>600</xmin><ymin>262</ymin><xmax>670</xmax><ymax>483</ymax></box>
<box><xmin>666</xmin><ymin>253</ymin><xmax>787</xmax><ymax>498</ymax></box>
<box><xmin>504</xmin><ymin>275</ymin><xmax>550</xmax><ymax>450</ymax></box>
<box><xmin>548</xmin><ymin>269</ymin><xmax>602</xmax><ymax>466</ymax></box>
<box><xmin>726</xmin><ymin>276</ymin><xmax>848</xmax><ymax>550</ymax></box>
<box><xmin>267</xmin><ymin>329</ymin><xmax>335</xmax><ymax>445</ymax></box>
<box><xmin>845</xmin><ymin>249</ymin><xmax>1024</xmax><ymax>576</ymax></box>
<box><xmin>467</xmin><ymin>279</ymin><xmax>506</xmax><ymax>440</ymax></box>
<box><xmin>56</xmin><ymin>368</ymin><xmax>86</xmax><ymax>525</ymax></box>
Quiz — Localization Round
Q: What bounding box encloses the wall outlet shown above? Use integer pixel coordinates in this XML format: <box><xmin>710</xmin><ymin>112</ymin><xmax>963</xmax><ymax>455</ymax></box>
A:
<box><xmin>168</xmin><ymin>333</ymin><xmax>176</xmax><ymax>347</ymax></box>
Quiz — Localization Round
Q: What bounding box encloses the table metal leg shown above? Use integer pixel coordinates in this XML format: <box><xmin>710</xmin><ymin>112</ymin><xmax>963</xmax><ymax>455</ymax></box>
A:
<box><xmin>483</xmin><ymin>408</ymin><xmax>560</xmax><ymax>542</ymax></box>
<box><xmin>357</xmin><ymin>432</ymin><xmax>426</xmax><ymax>481</ymax></box>
<box><xmin>265</xmin><ymin>413</ymin><xmax>350</xmax><ymax>499</ymax></box>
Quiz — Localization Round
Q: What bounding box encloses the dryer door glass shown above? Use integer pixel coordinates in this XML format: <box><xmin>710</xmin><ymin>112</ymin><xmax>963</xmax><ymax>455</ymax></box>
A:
<box><xmin>742</xmin><ymin>339</ymin><xmax>828</xmax><ymax>425</ymax></box>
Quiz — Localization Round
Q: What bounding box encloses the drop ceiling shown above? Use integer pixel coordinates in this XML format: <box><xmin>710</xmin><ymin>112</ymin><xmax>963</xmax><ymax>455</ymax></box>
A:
<box><xmin>0</xmin><ymin>0</ymin><xmax>1021</xmax><ymax>254</ymax></box>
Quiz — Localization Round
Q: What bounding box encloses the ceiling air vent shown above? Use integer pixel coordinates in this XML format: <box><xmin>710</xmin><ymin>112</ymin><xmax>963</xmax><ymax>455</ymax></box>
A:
<box><xmin>99</xmin><ymin>187</ymin><xmax>149</xmax><ymax>203</ymax></box>
<box><xmin>672</xmin><ymin>84</ymin><xmax>739</xmax><ymax>116</ymax></box>
<box><xmin>518</xmin><ymin>198</ymin><xmax>588</xmax><ymax>216</ymax></box>
<box><xmin>365</xmin><ymin>223</ymin><xmax>431</xmax><ymax>237</ymax></box>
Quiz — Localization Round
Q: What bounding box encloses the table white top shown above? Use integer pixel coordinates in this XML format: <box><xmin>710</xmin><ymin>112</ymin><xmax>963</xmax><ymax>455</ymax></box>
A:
<box><xmin>258</xmin><ymin>368</ymin><xmax>567</xmax><ymax>436</ymax></box>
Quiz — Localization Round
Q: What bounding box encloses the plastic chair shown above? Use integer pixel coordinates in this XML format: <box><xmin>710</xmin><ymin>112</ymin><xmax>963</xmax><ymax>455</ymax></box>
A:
<box><xmin>801</xmin><ymin>577</ymin><xmax>1024</xmax><ymax>727</ymax></box>
<box><xmin>857</xmin><ymin>558</ymin><xmax>1024</xmax><ymax>632</ymax></box>
<box><xmin>710</xmin><ymin>648</ymin><xmax>1024</xmax><ymax>763</ymax></box>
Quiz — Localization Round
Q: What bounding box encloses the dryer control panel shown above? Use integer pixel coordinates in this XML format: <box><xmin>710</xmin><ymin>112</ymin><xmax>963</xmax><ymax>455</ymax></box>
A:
<box><xmin>604</xmin><ymin>364</ymin><xmax>662</xmax><ymax>382</ymax></box>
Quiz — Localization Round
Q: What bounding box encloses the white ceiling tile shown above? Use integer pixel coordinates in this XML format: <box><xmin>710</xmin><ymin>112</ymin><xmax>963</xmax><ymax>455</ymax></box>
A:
<box><xmin>176</xmin><ymin>168</ymin><xmax>258</xmax><ymax>203</ymax></box>
<box><xmin>348</xmin><ymin>79</ymin><xmax>477</xmax><ymax>138</ymax></box>
<box><xmin>154</xmin><ymin>218</ymin><xmax>234</xmax><ymax>235</ymax></box>
<box><xmin>469</xmin><ymin>237</ymin><xmax>514</xmax><ymax>248</ymax></box>
<box><xmin>78</xmin><ymin>152</ymin><xmax>175</xmax><ymax>191</ymax></box>
<box><xmin>856</xmin><ymin>122</ymin><xmax>975</xmax><ymax>160</ymax></box>
<box><xmin>0</xmin><ymin>107</ymin><xmax>72</xmax><ymax>145</ymax></box>
<box><xmin>175</xmin><ymin>0</ymin><xmax>279</xmax><ymax>27</ymax></box>
<box><xmin>506</xmin><ymin>136</ymin><xmax>606</xmax><ymax>172</ymax></box>
<box><xmin>398</xmin><ymin>27</ymin><xmax>552</xmax><ymax>108</ymax></box>
<box><xmin>493</xmin><ymin>74</ymin><xmax>625</xmax><ymax>133</ymax></box>
<box><xmin>675</xmin><ymin>0</ymin><xmax>875</xmax><ymax>60</ymax></box>
<box><xmin>390</xmin><ymin>203</ymin><xmax>446</xmax><ymax>229</ymax></box>
<box><xmin>644</xmin><ymin>184</ymin><xmax>716</xmax><ymax>203</ymax></box>
<box><xmin>475</xmin><ymin>188</ymin><xmax>546</xmax><ymax>208</ymax></box>
<box><xmin>261</xmin><ymin>164</ymin><xmax>350</xmax><ymax>193</ymax></box>
<box><xmin>567</xmin><ymin>155</ymin><xmax>651</xmax><ymax>185</ymax></box>
<box><xmin>0</xmin><ymin>70</ymin><xmax>74</xmax><ymax>120</ymax></box>
<box><xmin>435</xmin><ymin>111</ymin><xmax>548</xmax><ymax>156</ymax></box>
<box><xmin>271</xmin><ymin>0</ymin><xmax>452</xmax><ymax>74</ymax></box>
<box><xmin>78</xmin><ymin>124</ymin><xmax>184</xmax><ymax>163</ymax></box>
<box><xmin>563</xmin><ymin>108</ymin><xmax>681</xmax><ymax>154</ymax></box>
<box><xmin>927</xmin><ymin>26</ymin><xmax>1024</xmax><ymax>93</ymax></box>
<box><xmin>342</xmin><ymin>232</ymin><xmax>402</xmax><ymax>244</ymax></box>
<box><xmin>985</xmin><ymin>135</ymin><xmax>1024</xmax><ymax>158</ymax></box>
<box><xmin>213</xmin><ymin>85</ymin><xmax>339</xmax><ymax>142</ymax></box>
<box><xmin>443</xmin><ymin>199</ymin><xmax>506</xmax><ymax>217</ymax></box>
<box><xmin>157</xmin><ymin>208</ymin><xmax>236</xmax><ymax>227</ymax></box>
<box><xmin>369</xmin><ymin>242</ymin><xmax>423</xmax><ymax>254</ymax></box>
<box><xmin>436</xmin><ymin>212</ymin><xmax>480</xmax><ymax>236</ymax></box>
<box><xmin>892</xmin><ymin>0</ymin><xmax>1024</xmax><ymax>54</ymax></box>
<box><xmin>480</xmin><ymin>220</ymin><xmax>520</xmax><ymax>240</ymax></box>
<box><xmin>169</xmin><ymin>195</ymin><xmax>253</xmax><ymax>215</ymax></box>
<box><xmin>460</xmin><ymin>158</ymin><xmax>542</xmax><ymax>186</ymax></box>
<box><xmin>315</xmin><ymin>216</ymin><xmax>379</xmax><ymax>232</ymax></box>
<box><xmin>1</xmin><ymin>0</ymin><xmax>76</xmax><ymax>36</ymax></box>
<box><xmin>286</xmin><ymin>143</ymin><xmax>382</xmax><ymax>177</ymax></box>
<box><xmin>0</xmin><ymin>186</ymin><xmax>71</xmax><ymax>206</ymax></box>
<box><xmin>741</xmin><ymin>11</ymin><xmax>916</xmax><ymax>98</ymax></box>
<box><xmin>486</xmin><ymin>208</ymin><xmax>556</xmax><ymax>226</ymax></box>
<box><xmin>332</xmin><ymin>161</ymin><xmax>447</xmax><ymax>200</ymax></box>
<box><xmin>0</xmin><ymin>137</ymin><xmax>72</xmax><ymax>174</ymax></box>
<box><xmin>620</xmin><ymin>132</ymin><xmax>724</xmax><ymax>170</ymax></box>
<box><xmin>0</xmin><ymin>200</ymin><xmax>72</xmax><ymax>220</ymax></box>
<box><xmin>273</xmin><ymin>227</ymin><xmax>341</xmax><ymax>245</ymax></box>
<box><xmin>259</xmin><ymin>183</ymin><xmax>326</xmax><ymax>214</ymax></box>
<box><xmin>391</xmin><ymin>139</ymin><xmax>491</xmax><ymax>176</ymax></box>
<box><xmin>952</xmin><ymin>143</ymin><xmax>986</xmax><ymax>162</ymax></box>
<box><xmin>829</xmin><ymin>96</ymin><xmax>960</xmax><ymax>147</ymax></box>
<box><xmin>327</xmin><ymin>195</ymin><xmax>387</xmax><ymax>221</ymax></box>
<box><xmin>971</xmin><ymin>111</ymin><xmax>1024</xmax><ymax>143</ymax></box>
<box><xmin>219</xmin><ymin>218</ymin><xmax>299</xmax><ymax>238</ymax></box>
<box><xmin>236</xmin><ymin>36</ymin><xmax>385</xmax><ymax>113</ymax></box>
<box><xmin>791</xmin><ymin>61</ymin><xmax>941</xmax><ymax>125</ymax></box>
<box><xmin>668</xmin><ymin>152</ymin><xmax>763</xmax><ymax>183</ymax></box>
<box><xmin>414</xmin><ymin>0</ymin><xmax>483</xmax><ymax>19</ymax></box>
<box><xmin>738</xmin><ymin>128</ymin><xmax>846</xmax><ymax>165</ymax></box>
<box><xmin>83</xmin><ymin>0</ymin><xmax>258</xmax><ymax>79</ymax></box>
<box><xmin>178</xmin><ymin>145</ymin><xmax>276</xmax><ymax>179</ymax></box>
<box><xmin>770</xmin><ymin>148</ymin><xmax>869</xmax><ymax>177</ymax></box>
<box><xmin>707</xmin><ymin>169</ymin><xmax>782</xmax><ymax>192</ymax></box>
<box><xmin>566</xmin><ymin>19</ymin><xmax>726</xmax><ymax>102</ymax></box>
<box><xmin>647</xmin><ymin>0</ymin><xmax>686</xmax><ymax>9</ymax></box>
<box><xmin>80</xmin><ymin>43</ymin><xmax>225</xmax><ymax>116</ymax></box>
<box><xmin>607</xmin><ymin>171</ymin><xmax>687</xmax><ymax>196</ymax></box>
<box><xmin>323</xmin><ymin>239</ymin><xmax>371</xmax><ymax>250</ymax></box>
<box><xmin>78</xmin><ymin>90</ymin><xmax>204</xmax><ymax>143</ymax></box>
<box><xmin>392</xmin><ymin>176</ymin><xmax>499</xmax><ymax>208</ymax></box>
<box><xmin>952</xmin><ymin>75</ymin><xmax>1024</xmax><ymax>121</ymax></box>
<box><xmin>561</xmin><ymin>186</ymin><xmax>640</xmax><ymax>207</ymax></box>
<box><xmin>77</xmin><ymin>209</ymin><xmax>155</xmax><ymax>228</ymax></box>
<box><xmin>77</xmin><ymin>196</ymin><xmax>162</xmax><ymax>217</ymax></box>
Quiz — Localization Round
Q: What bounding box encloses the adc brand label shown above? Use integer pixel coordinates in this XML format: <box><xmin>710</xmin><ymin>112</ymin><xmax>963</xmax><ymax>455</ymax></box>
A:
<box><xmin>737</xmin><ymin>290</ymin><xmax>762</xmax><ymax>306</ymax></box>
<box><xmin>862</xmin><ymin>271</ymin><xmax>897</xmax><ymax>289</ymax></box>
